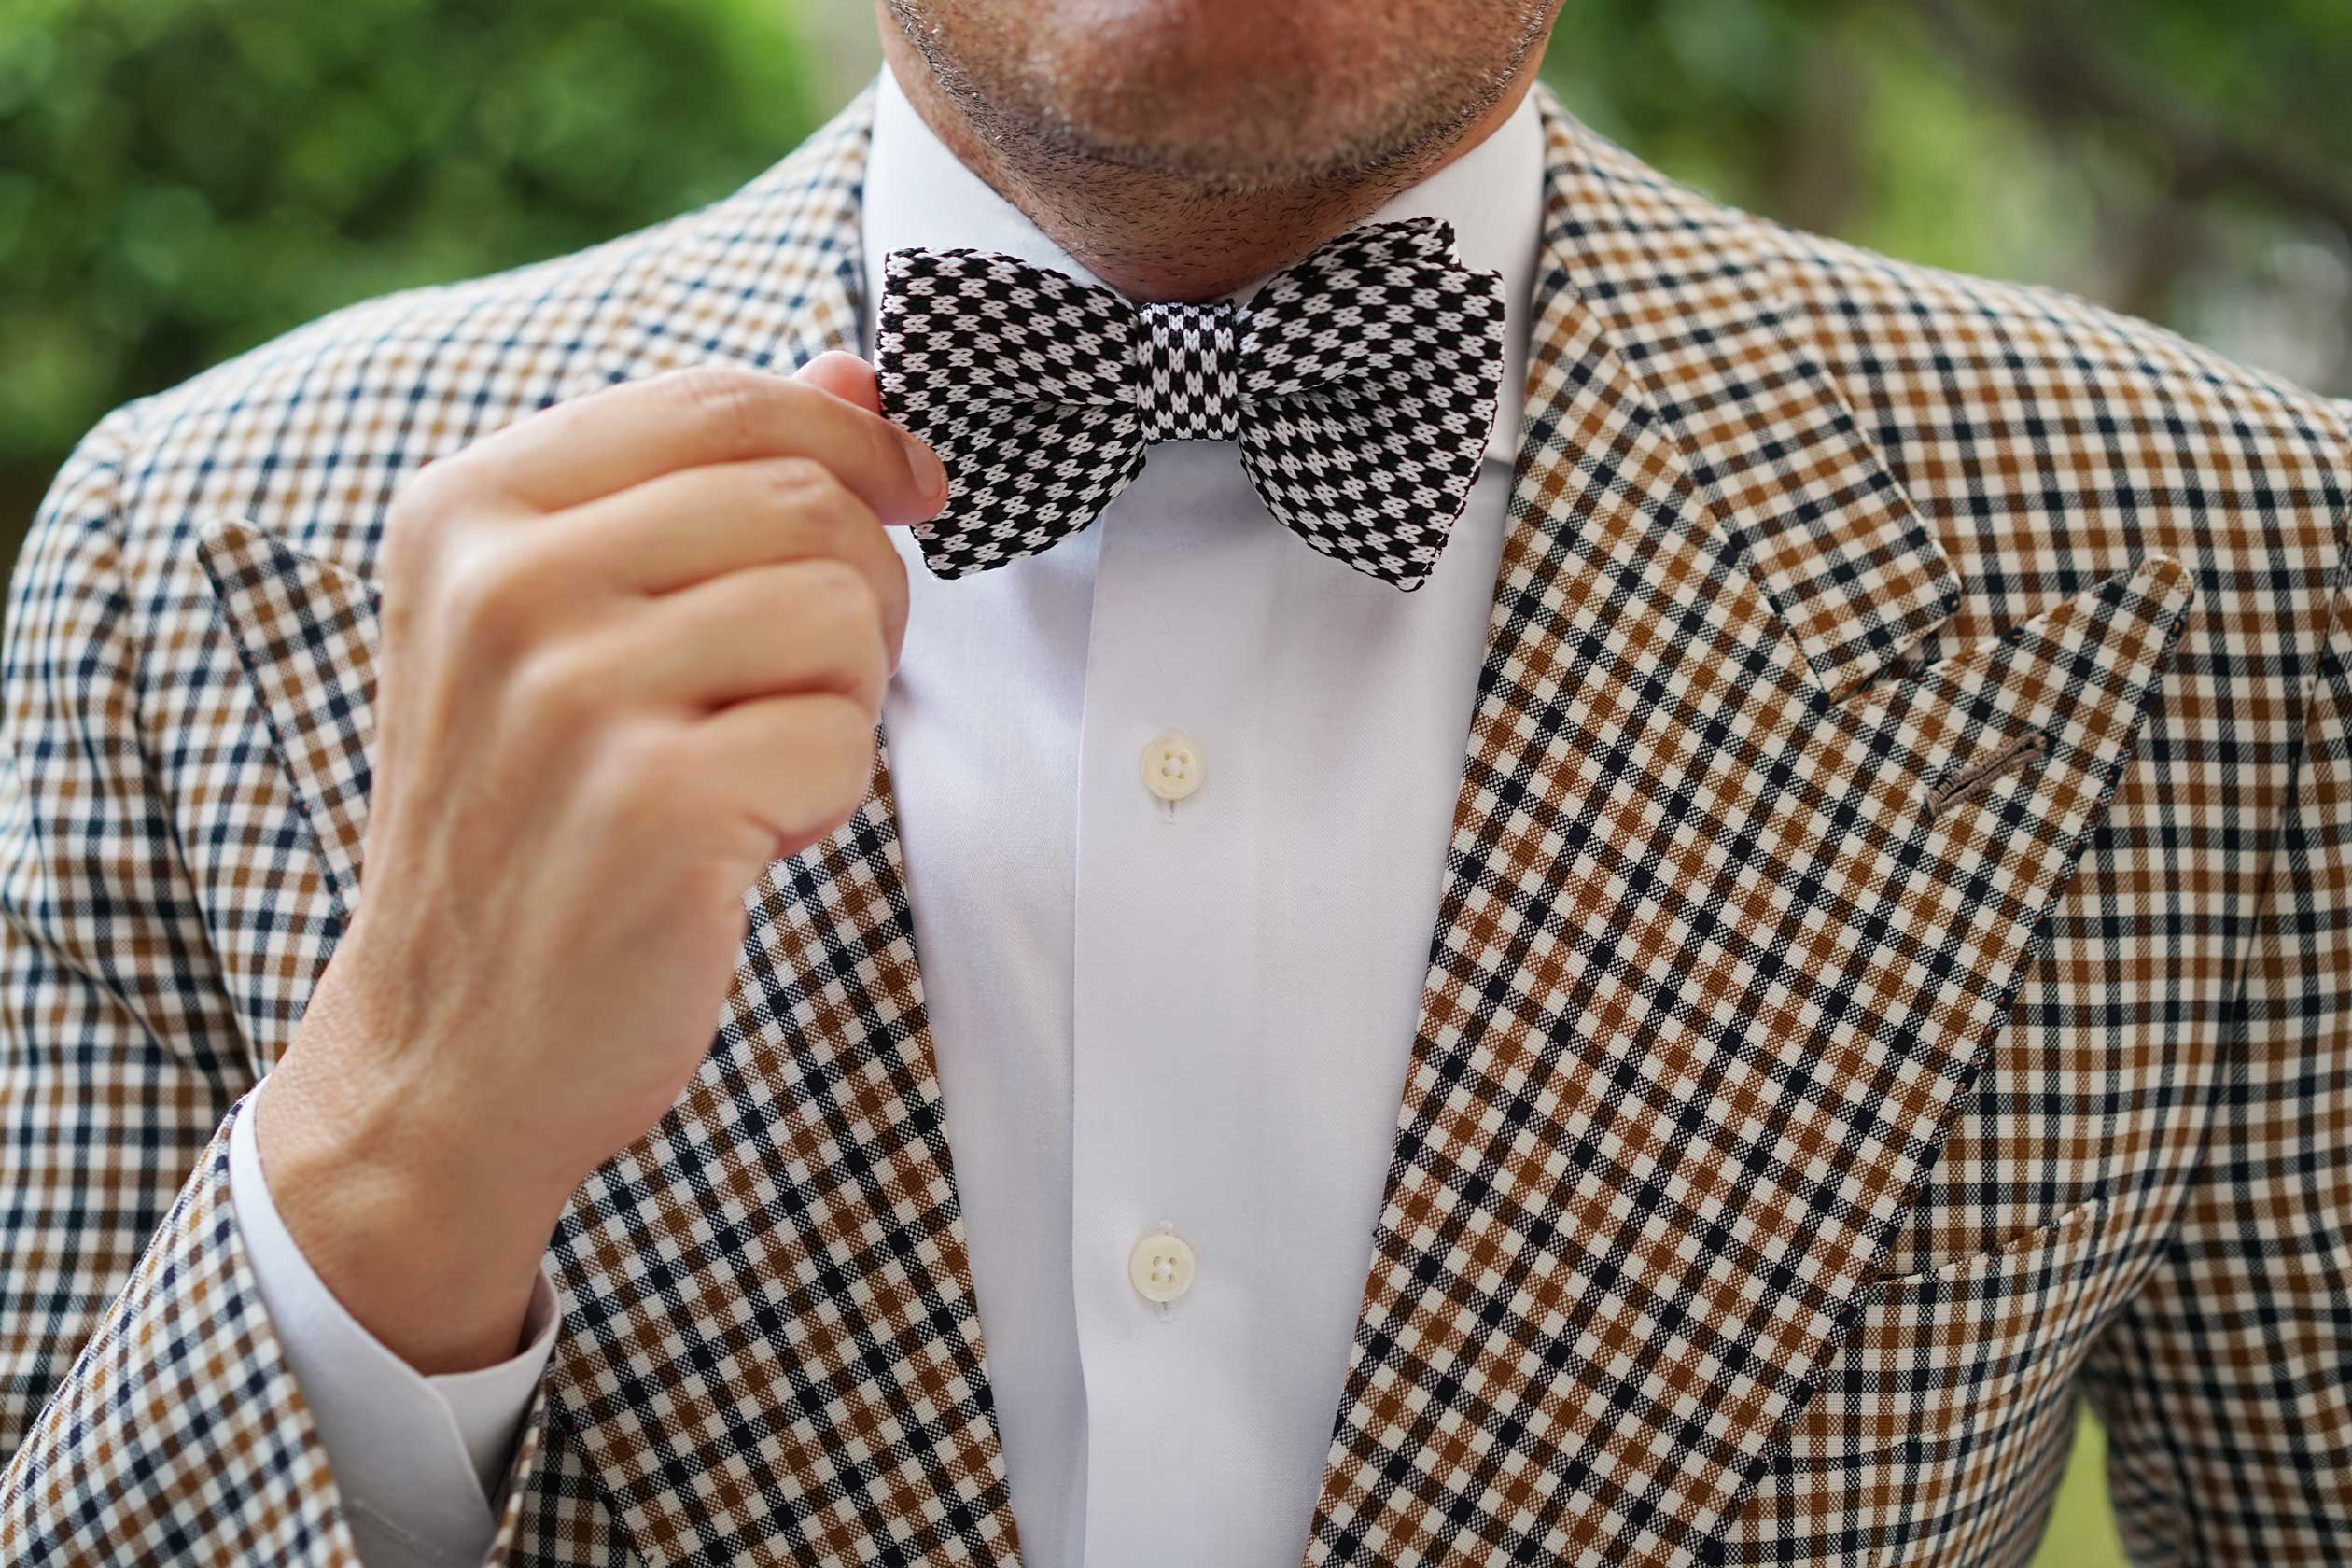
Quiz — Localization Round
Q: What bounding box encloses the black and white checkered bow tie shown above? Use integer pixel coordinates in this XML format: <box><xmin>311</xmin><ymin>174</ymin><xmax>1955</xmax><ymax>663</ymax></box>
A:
<box><xmin>875</xmin><ymin>217</ymin><xmax>1506</xmax><ymax>592</ymax></box>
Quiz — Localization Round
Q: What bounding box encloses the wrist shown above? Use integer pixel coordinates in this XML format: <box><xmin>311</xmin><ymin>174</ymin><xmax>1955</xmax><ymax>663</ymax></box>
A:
<box><xmin>255</xmin><ymin>994</ymin><xmax>574</xmax><ymax>1374</ymax></box>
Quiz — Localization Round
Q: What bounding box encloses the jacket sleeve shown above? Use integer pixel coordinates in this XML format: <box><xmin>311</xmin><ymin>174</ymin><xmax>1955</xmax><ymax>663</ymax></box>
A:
<box><xmin>0</xmin><ymin>417</ymin><xmax>549</xmax><ymax>1564</ymax></box>
<box><xmin>229</xmin><ymin>1102</ymin><xmax>562</xmax><ymax>1567</ymax></box>
<box><xmin>2081</xmin><ymin>547</ymin><xmax>2352</xmax><ymax>1562</ymax></box>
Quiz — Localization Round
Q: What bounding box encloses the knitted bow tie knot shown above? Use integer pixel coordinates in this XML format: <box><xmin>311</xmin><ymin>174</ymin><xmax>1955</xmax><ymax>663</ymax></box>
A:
<box><xmin>875</xmin><ymin>217</ymin><xmax>1506</xmax><ymax>591</ymax></box>
<box><xmin>1136</xmin><ymin>301</ymin><xmax>1242</xmax><ymax>442</ymax></box>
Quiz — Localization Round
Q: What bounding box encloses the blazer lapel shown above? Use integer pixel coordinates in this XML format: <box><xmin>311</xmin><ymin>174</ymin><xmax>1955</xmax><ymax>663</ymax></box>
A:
<box><xmin>204</xmin><ymin>89</ymin><xmax>1020</xmax><ymax>1568</ymax></box>
<box><xmin>198</xmin><ymin>523</ymin><xmax>382</xmax><ymax>915</ymax></box>
<box><xmin>1308</xmin><ymin>91</ymin><xmax>2191</xmax><ymax>1567</ymax></box>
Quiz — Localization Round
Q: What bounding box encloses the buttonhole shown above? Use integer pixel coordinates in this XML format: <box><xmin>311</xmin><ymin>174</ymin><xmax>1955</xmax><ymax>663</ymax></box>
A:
<box><xmin>1925</xmin><ymin>728</ymin><xmax>2049</xmax><ymax>823</ymax></box>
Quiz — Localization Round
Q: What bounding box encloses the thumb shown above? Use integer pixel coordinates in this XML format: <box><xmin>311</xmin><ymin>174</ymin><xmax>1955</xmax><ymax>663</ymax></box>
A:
<box><xmin>792</xmin><ymin>349</ymin><xmax>884</xmax><ymax>417</ymax></box>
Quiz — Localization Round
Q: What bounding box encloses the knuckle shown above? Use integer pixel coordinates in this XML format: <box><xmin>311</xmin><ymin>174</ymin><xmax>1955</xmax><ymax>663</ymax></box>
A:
<box><xmin>441</xmin><ymin>539</ymin><xmax>542</xmax><ymax>656</ymax></box>
<box><xmin>590</xmin><ymin>723</ymin><xmax>685</xmax><ymax>832</ymax></box>
<box><xmin>385</xmin><ymin>460</ymin><xmax>469</xmax><ymax>560</ymax></box>
<box><xmin>757</xmin><ymin>455</ymin><xmax>841</xmax><ymax>510</ymax></box>
<box><xmin>772</xmin><ymin>555</ymin><xmax>875</xmax><ymax>635</ymax></box>
<box><xmin>509</xmin><ymin>642</ymin><xmax>606</xmax><ymax>732</ymax></box>
<box><xmin>806</xmin><ymin>556</ymin><xmax>882</xmax><ymax>625</ymax></box>
<box><xmin>669</xmin><ymin>364</ymin><xmax>775</xmax><ymax>447</ymax></box>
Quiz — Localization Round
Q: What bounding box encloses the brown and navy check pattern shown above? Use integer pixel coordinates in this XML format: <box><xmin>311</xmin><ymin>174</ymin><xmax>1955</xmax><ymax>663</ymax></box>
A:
<box><xmin>3</xmin><ymin>82</ymin><xmax>2349</xmax><ymax>1567</ymax></box>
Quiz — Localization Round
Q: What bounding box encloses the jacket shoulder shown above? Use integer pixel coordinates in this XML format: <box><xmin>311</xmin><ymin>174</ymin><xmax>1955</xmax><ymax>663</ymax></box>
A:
<box><xmin>91</xmin><ymin>214</ymin><xmax>680</xmax><ymax>563</ymax></box>
<box><xmin>1758</xmin><ymin>221</ymin><xmax>2352</xmax><ymax>609</ymax></box>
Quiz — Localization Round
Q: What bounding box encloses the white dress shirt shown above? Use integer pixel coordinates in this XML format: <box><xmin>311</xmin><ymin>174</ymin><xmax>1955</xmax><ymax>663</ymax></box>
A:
<box><xmin>229</xmin><ymin>63</ymin><xmax>1545</xmax><ymax>1568</ymax></box>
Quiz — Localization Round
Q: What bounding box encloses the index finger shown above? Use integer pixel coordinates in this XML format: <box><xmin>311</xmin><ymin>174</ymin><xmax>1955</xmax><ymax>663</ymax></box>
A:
<box><xmin>431</xmin><ymin>362</ymin><xmax>948</xmax><ymax>524</ymax></box>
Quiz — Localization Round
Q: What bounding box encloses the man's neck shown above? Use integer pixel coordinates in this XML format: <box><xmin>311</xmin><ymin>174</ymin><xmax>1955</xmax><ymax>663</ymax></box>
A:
<box><xmin>876</xmin><ymin>28</ymin><xmax>1545</xmax><ymax>302</ymax></box>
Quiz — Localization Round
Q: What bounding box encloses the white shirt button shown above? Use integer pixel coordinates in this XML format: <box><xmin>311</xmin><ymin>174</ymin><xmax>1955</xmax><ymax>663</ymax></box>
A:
<box><xmin>1128</xmin><ymin>1226</ymin><xmax>1197</xmax><ymax>1304</ymax></box>
<box><xmin>1140</xmin><ymin>730</ymin><xmax>1204</xmax><ymax>802</ymax></box>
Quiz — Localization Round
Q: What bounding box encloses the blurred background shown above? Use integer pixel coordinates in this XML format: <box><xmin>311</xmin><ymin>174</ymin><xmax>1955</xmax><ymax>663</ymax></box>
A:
<box><xmin>7</xmin><ymin>2</ymin><xmax>2350</xmax><ymax>1559</ymax></box>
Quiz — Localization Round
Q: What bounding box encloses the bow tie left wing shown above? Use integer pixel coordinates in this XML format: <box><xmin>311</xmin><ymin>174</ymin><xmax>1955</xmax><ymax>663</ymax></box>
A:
<box><xmin>878</xmin><ymin>249</ymin><xmax>1145</xmax><ymax>578</ymax></box>
<box><xmin>1237</xmin><ymin>219</ymin><xmax>1508</xmax><ymax>591</ymax></box>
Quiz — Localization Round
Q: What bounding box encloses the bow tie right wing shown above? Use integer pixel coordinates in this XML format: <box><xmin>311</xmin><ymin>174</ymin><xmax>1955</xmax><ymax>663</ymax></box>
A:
<box><xmin>877</xmin><ymin>249</ymin><xmax>1145</xmax><ymax>579</ymax></box>
<box><xmin>1234</xmin><ymin>219</ymin><xmax>1506</xmax><ymax>591</ymax></box>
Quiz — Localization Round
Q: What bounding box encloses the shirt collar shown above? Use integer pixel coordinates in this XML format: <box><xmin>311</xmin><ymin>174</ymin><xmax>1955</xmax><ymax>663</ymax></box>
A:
<box><xmin>861</xmin><ymin>63</ymin><xmax>1547</xmax><ymax>466</ymax></box>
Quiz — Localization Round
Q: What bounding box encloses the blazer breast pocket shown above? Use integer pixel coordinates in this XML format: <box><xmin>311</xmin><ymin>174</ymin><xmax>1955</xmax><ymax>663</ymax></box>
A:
<box><xmin>1799</xmin><ymin>1193</ymin><xmax>2109</xmax><ymax>1461</ymax></box>
<box><xmin>1725</xmin><ymin>1195</ymin><xmax>2114</xmax><ymax>1567</ymax></box>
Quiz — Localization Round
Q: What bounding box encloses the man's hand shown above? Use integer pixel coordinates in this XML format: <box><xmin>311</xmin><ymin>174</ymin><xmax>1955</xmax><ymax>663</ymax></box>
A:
<box><xmin>252</xmin><ymin>354</ymin><xmax>945</xmax><ymax>1373</ymax></box>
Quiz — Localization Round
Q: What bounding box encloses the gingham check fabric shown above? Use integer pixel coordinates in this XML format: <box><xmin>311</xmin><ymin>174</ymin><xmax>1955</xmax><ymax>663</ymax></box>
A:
<box><xmin>875</xmin><ymin>217</ymin><xmax>1506</xmax><ymax>589</ymax></box>
<box><xmin>4</xmin><ymin>83</ymin><xmax>2350</xmax><ymax>1568</ymax></box>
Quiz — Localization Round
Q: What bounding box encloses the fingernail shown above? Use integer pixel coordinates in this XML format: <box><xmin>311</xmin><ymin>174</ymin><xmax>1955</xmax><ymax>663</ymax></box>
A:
<box><xmin>901</xmin><ymin>433</ymin><xmax>947</xmax><ymax>509</ymax></box>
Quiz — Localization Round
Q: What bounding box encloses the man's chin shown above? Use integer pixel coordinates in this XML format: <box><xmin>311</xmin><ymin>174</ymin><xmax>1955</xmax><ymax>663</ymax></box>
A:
<box><xmin>885</xmin><ymin>0</ymin><xmax>1540</xmax><ymax>191</ymax></box>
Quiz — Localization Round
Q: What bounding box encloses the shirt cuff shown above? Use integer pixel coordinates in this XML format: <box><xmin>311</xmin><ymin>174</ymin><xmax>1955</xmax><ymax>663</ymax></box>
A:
<box><xmin>229</xmin><ymin>1094</ymin><xmax>560</xmax><ymax>1568</ymax></box>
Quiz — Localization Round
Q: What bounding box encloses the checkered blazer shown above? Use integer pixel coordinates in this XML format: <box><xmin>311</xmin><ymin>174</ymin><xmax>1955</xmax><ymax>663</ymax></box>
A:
<box><xmin>3</xmin><ymin>83</ymin><xmax>2348</xmax><ymax>1568</ymax></box>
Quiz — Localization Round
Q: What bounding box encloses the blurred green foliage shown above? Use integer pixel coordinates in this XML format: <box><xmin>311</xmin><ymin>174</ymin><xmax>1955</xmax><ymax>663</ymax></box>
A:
<box><xmin>1542</xmin><ymin>0</ymin><xmax>2352</xmax><ymax>392</ymax></box>
<box><xmin>6</xmin><ymin>0</ymin><xmax>2349</xmax><ymax>541</ymax></box>
<box><xmin>2040</xmin><ymin>1411</ymin><xmax>2129</xmax><ymax>1567</ymax></box>
<box><xmin>0</xmin><ymin>0</ymin><xmax>828</xmax><ymax>522</ymax></box>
